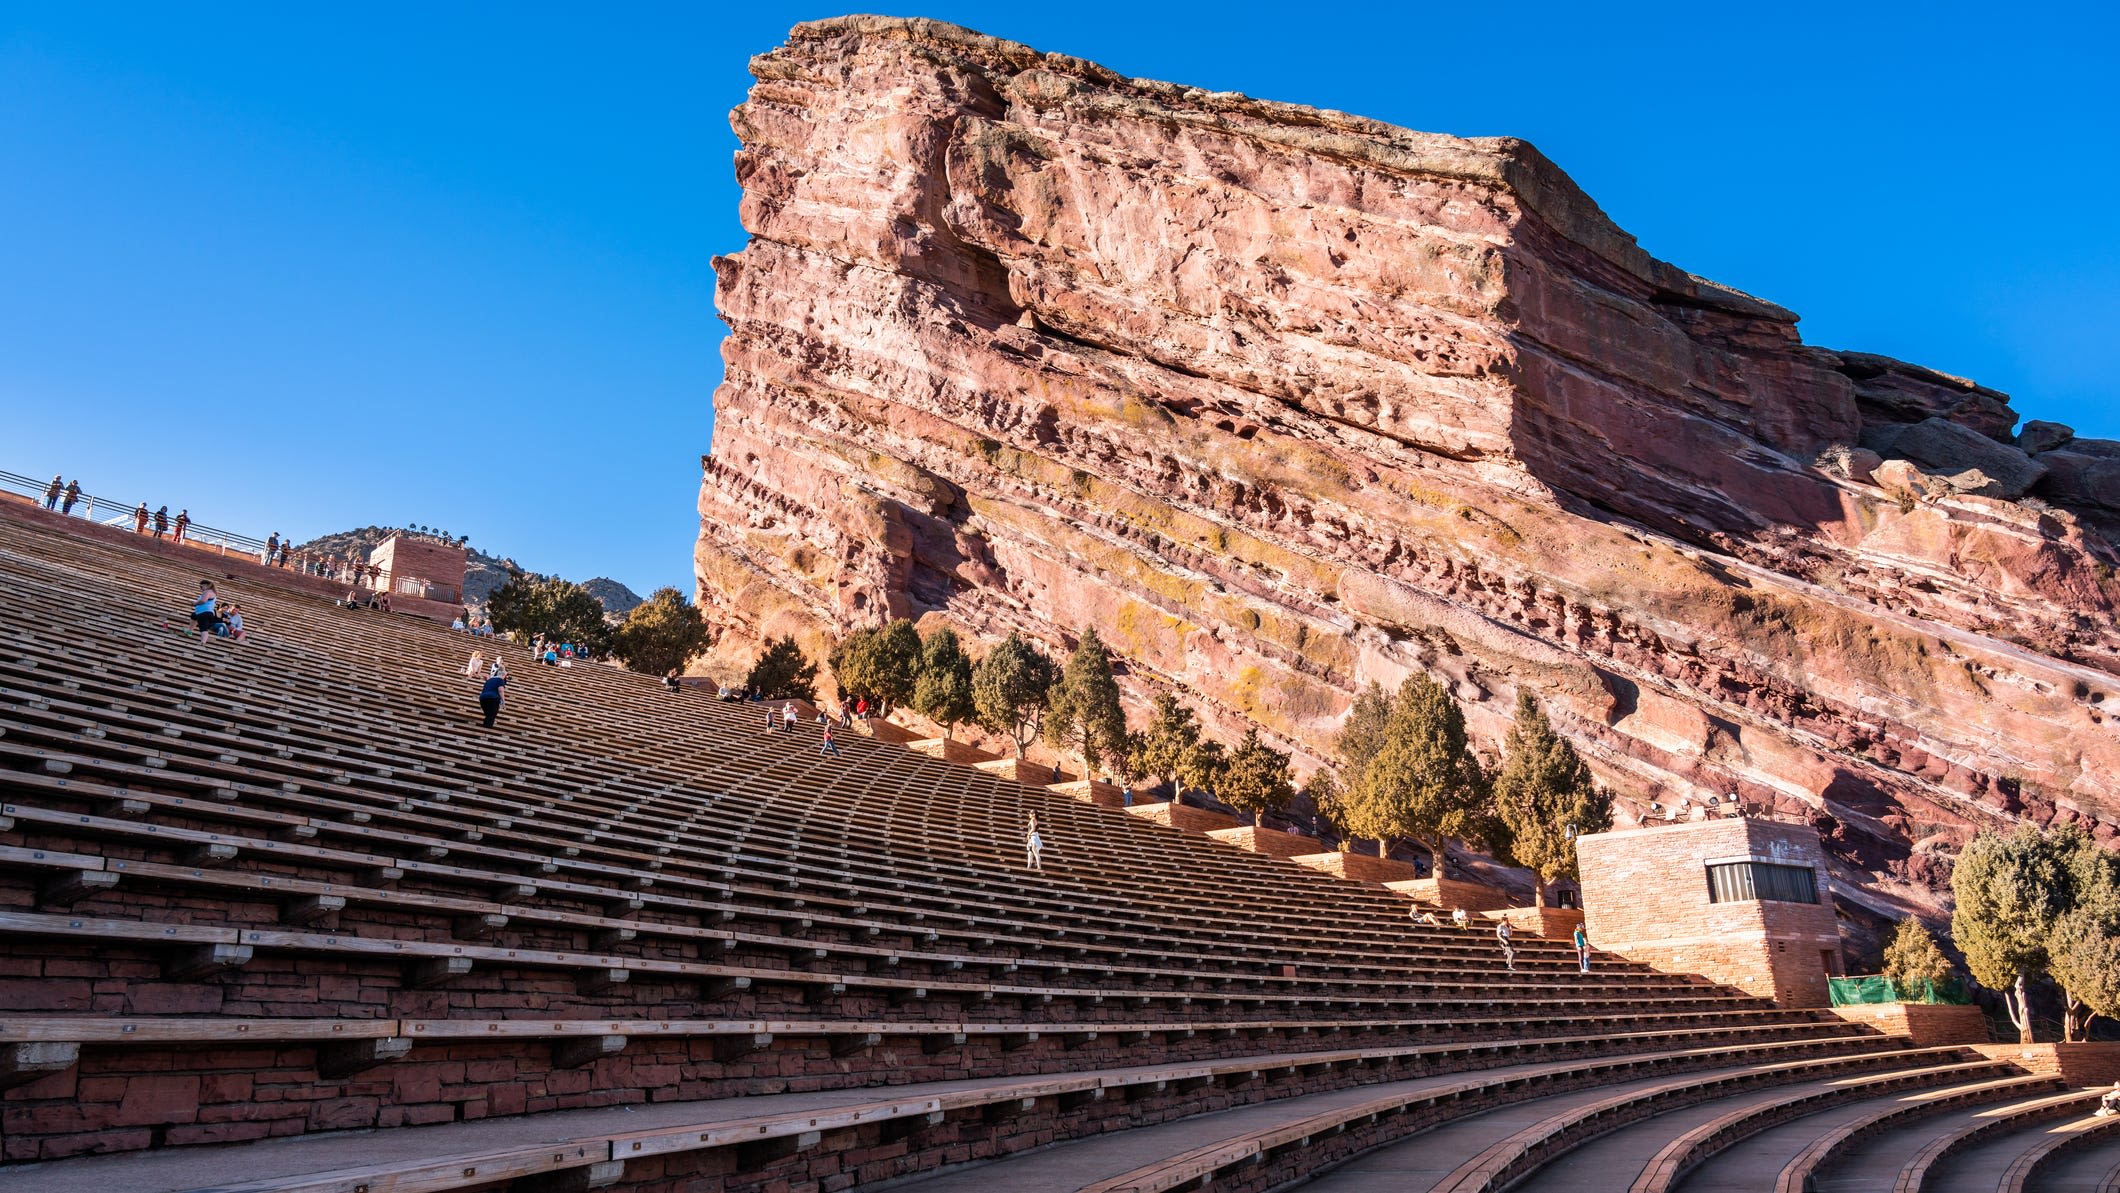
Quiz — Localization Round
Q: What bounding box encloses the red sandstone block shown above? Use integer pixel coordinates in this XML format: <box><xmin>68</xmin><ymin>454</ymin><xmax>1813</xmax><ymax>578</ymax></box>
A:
<box><xmin>200</xmin><ymin>1073</ymin><xmax>256</xmax><ymax>1103</ymax></box>
<box><xmin>38</xmin><ymin>1127</ymin><xmax>154</xmax><ymax>1160</ymax></box>
<box><xmin>114</xmin><ymin>1075</ymin><xmax>202</xmax><ymax>1126</ymax></box>
<box><xmin>74</xmin><ymin>1076</ymin><xmax>128</xmax><ymax>1102</ymax></box>
<box><xmin>308</xmin><ymin>1096</ymin><xmax>380</xmax><ymax>1131</ymax></box>
<box><xmin>489</xmin><ymin>1084</ymin><xmax>527</xmax><ymax>1116</ymax></box>
<box><xmin>125</xmin><ymin>985</ymin><xmax>226</xmax><ymax>1015</ymax></box>
<box><xmin>403</xmin><ymin>1103</ymin><xmax>456</xmax><ymax>1126</ymax></box>
<box><xmin>0</xmin><ymin>978</ymin><xmax>92</xmax><ymax>1010</ymax></box>
<box><xmin>392</xmin><ymin>1069</ymin><xmax>445</xmax><ymax>1104</ymax></box>
<box><xmin>166</xmin><ymin>1120</ymin><xmax>276</xmax><ymax>1147</ymax></box>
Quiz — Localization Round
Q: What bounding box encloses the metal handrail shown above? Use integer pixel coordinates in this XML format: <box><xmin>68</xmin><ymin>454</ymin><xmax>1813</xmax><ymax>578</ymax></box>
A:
<box><xmin>3</xmin><ymin>468</ymin><xmax>467</xmax><ymax>601</ymax></box>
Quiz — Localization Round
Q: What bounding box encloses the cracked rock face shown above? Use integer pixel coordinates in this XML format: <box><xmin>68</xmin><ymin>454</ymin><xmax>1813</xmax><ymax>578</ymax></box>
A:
<box><xmin>696</xmin><ymin>16</ymin><xmax>2120</xmax><ymax>887</ymax></box>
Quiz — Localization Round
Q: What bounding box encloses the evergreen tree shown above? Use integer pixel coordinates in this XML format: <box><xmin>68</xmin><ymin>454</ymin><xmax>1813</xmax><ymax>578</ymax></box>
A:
<box><xmin>1043</xmin><ymin>629</ymin><xmax>1128</xmax><ymax>778</ymax></box>
<box><xmin>1305</xmin><ymin>769</ymin><xmax>1349</xmax><ymax>840</ymax></box>
<box><xmin>1881</xmin><ymin>918</ymin><xmax>1955</xmax><ymax>997</ymax></box>
<box><xmin>1175</xmin><ymin>737</ymin><xmax>1227</xmax><ymax>802</ymax></box>
<box><xmin>1951</xmin><ymin>822</ymin><xmax>2081</xmax><ymax>1042</ymax></box>
<box><xmin>1336</xmin><ymin>682</ymin><xmax>1395</xmax><ymax>779</ymax></box>
<box><xmin>612</xmin><ymin>587</ymin><xmax>713</xmax><ymax>677</ymax></box>
<box><xmin>1129</xmin><ymin>693</ymin><xmax>1203</xmax><ymax>797</ymax></box>
<box><xmin>830</xmin><ymin>619</ymin><xmax>926</xmax><ymax>714</ymax></box>
<box><xmin>486</xmin><ymin>573</ymin><xmax>614</xmax><ymax>656</ymax></box>
<box><xmin>1492</xmin><ymin>692</ymin><xmax>1611</xmax><ymax>907</ymax></box>
<box><xmin>2049</xmin><ymin>834</ymin><xmax>2120</xmax><ymax>1040</ymax></box>
<box><xmin>744</xmin><ymin>636</ymin><xmax>817</xmax><ymax>701</ymax></box>
<box><xmin>911</xmin><ymin>626</ymin><xmax>977</xmax><ymax>740</ymax></box>
<box><xmin>1220</xmin><ymin>729</ymin><xmax>1296</xmax><ymax>825</ymax></box>
<box><xmin>1345</xmin><ymin>673</ymin><xmax>1487</xmax><ymax>866</ymax></box>
<box><xmin>971</xmin><ymin>633</ymin><xmax>1056</xmax><ymax>757</ymax></box>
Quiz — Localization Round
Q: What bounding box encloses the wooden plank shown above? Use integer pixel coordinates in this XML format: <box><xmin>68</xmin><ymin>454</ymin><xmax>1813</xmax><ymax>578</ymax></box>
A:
<box><xmin>193</xmin><ymin>1142</ymin><xmax>601</xmax><ymax>1193</ymax></box>
<box><xmin>0</xmin><ymin>1016</ymin><xmax>401</xmax><ymax>1043</ymax></box>
<box><xmin>0</xmin><ymin>910</ymin><xmax>236</xmax><ymax>946</ymax></box>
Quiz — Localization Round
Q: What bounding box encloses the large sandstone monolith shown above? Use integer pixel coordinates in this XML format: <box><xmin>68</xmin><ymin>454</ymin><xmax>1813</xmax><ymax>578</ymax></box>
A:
<box><xmin>696</xmin><ymin>17</ymin><xmax>2120</xmax><ymax>888</ymax></box>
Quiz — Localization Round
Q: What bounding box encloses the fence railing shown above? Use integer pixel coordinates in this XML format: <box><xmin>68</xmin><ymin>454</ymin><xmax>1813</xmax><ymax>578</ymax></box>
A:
<box><xmin>3</xmin><ymin>469</ymin><xmax>277</xmax><ymax>558</ymax></box>
<box><xmin>4</xmin><ymin>469</ymin><xmax>468</xmax><ymax>604</ymax></box>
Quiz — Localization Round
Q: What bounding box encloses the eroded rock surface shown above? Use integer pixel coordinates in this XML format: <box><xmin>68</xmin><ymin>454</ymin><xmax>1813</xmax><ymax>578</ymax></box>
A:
<box><xmin>695</xmin><ymin>17</ymin><xmax>2120</xmax><ymax>886</ymax></box>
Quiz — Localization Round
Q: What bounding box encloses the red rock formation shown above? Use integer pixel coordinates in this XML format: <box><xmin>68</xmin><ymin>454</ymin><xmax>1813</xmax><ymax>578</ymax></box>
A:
<box><xmin>695</xmin><ymin>17</ymin><xmax>2120</xmax><ymax>886</ymax></box>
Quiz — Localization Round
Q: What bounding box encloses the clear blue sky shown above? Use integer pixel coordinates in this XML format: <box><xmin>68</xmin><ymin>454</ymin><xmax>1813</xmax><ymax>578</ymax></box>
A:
<box><xmin>4</xmin><ymin>3</ymin><xmax>2114</xmax><ymax>595</ymax></box>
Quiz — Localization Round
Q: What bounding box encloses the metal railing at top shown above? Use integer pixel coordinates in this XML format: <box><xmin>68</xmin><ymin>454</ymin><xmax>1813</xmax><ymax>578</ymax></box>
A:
<box><xmin>1</xmin><ymin>469</ymin><xmax>280</xmax><ymax>557</ymax></box>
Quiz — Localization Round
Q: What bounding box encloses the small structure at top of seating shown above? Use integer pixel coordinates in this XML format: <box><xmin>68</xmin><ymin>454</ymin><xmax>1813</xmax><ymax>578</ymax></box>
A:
<box><xmin>367</xmin><ymin>531</ymin><xmax>466</xmax><ymax>604</ymax></box>
<box><xmin>1576</xmin><ymin>816</ymin><xmax>1844</xmax><ymax>1007</ymax></box>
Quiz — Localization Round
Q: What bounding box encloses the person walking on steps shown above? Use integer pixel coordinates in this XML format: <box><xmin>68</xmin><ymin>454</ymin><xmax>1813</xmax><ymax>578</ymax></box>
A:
<box><xmin>1024</xmin><ymin>813</ymin><xmax>1043</xmax><ymax>872</ymax></box>
<box><xmin>172</xmin><ymin>509</ymin><xmax>190</xmax><ymax>543</ymax></box>
<box><xmin>1573</xmin><ymin>923</ymin><xmax>1591</xmax><ymax>973</ymax></box>
<box><xmin>60</xmin><ymin>480</ymin><xmax>79</xmax><ymax>514</ymax></box>
<box><xmin>820</xmin><ymin>722</ymin><xmax>841</xmax><ymax>757</ymax></box>
<box><xmin>43</xmin><ymin>475</ymin><xmax>62</xmax><ymax>510</ymax></box>
<box><xmin>478</xmin><ymin>662</ymin><xmax>509</xmax><ymax>728</ymax></box>
<box><xmin>762</xmin><ymin>703</ymin><xmax>775</xmax><ymax>734</ymax></box>
<box><xmin>1495</xmin><ymin>919</ymin><xmax>1515</xmax><ymax>973</ymax></box>
<box><xmin>781</xmin><ymin>701</ymin><xmax>798</xmax><ymax>733</ymax></box>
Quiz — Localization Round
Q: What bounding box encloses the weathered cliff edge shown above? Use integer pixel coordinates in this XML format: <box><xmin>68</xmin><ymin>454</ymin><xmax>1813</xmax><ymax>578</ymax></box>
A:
<box><xmin>696</xmin><ymin>16</ymin><xmax>2120</xmax><ymax>887</ymax></box>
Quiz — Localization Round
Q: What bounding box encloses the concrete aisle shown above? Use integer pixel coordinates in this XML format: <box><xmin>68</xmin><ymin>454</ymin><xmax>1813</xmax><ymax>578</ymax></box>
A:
<box><xmin>1299</xmin><ymin>1073</ymin><xmax>1722</xmax><ymax>1193</ymax></box>
<box><xmin>2032</xmin><ymin>1134</ymin><xmax>2120</xmax><ymax>1193</ymax></box>
<box><xmin>1511</xmin><ymin>1086</ymin><xmax>1797</xmax><ymax>1193</ymax></box>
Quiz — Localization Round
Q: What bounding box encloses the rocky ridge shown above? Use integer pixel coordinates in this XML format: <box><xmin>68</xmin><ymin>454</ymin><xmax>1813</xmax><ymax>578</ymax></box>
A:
<box><xmin>693</xmin><ymin>16</ymin><xmax>2120</xmax><ymax>891</ymax></box>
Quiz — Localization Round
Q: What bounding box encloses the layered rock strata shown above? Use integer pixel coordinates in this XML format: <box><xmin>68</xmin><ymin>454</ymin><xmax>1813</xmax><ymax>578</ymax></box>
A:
<box><xmin>696</xmin><ymin>16</ymin><xmax>2120</xmax><ymax>886</ymax></box>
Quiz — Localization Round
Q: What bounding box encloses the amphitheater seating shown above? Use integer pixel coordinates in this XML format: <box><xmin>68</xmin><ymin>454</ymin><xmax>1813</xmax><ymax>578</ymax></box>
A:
<box><xmin>0</xmin><ymin>501</ymin><xmax>2102</xmax><ymax>1193</ymax></box>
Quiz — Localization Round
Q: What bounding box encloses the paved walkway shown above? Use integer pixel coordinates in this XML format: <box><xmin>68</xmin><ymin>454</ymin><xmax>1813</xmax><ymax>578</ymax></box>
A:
<box><xmin>1809</xmin><ymin>1090</ymin><xmax>2082</xmax><ymax>1193</ymax></box>
<box><xmin>1514</xmin><ymin>1085</ymin><xmax>1795</xmax><ymax>1192</ymax></box>
<box><xmin>2034</xmin><ymin>1130</ymin><xmax>2120</xmax><ymax>1193</ymax></box>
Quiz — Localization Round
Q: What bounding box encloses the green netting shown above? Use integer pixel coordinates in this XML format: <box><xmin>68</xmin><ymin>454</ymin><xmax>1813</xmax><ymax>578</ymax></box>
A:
<box><xmin>1828</xmin><ymin>976</ymin><xmax>1971</xmax><ymax>1006</ymax></box>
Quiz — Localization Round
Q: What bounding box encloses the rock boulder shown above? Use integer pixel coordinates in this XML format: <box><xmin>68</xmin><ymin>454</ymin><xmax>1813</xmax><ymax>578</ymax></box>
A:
<box><xmin>696</xmin><ymin>17</ymin><xmax>2120</xmax><ymax>896</ymax></box>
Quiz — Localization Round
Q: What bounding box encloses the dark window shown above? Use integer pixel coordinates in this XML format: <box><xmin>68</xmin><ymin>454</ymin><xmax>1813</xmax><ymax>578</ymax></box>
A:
<box><xmin>1705</xmin><ymin>861</ymin><xmax>1818</xmax><ymax>904</ymax></box>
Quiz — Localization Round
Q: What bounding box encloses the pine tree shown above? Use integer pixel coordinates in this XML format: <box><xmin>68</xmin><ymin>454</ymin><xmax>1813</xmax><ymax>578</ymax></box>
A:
<box><xmin>829</xmin><ymin>622</ymin><xmax>923</xmax><ymax>714</ymax></box>
<box><xmin>1881</xmin><ymin>918</ymin><xmax>1955</xmax><ymax>999</ymax></box>
<box><xmin>1220</xmin><ymin>729</ymin><xmax>1296</xmax><ymax>825</ymax></box>
<box><xmin>744</xmin><ymin>636</ymin><xmax>817</xmax><ymax>701</ymax></box>
<box><xmin>1129</xmin><ymin>693</ymin><xmax>1202</xmax><ymax>798</ymax></box>
<box><xmin>1492</xmin><ymin>692</ymin><xmax>1611</xmax><ymax>907</ymax></box>
<box><xmin>911</xmin><ymin>627</ymin><xmax>977</xmax><ymax>740</ymax></box>
<box><xmin>971</xmin><ymin>633</ymin><xmax>1056</xmax><ymax>757</ymax></box>
<box><xmin>1951</xmin><ymin>822</ymin><xmax>2080</xmax><ymax>1043</ymax></box>
<box><xmin>1336</xmin><ymin>682</ymin><xmax>1394</xmax><ymax>778</ymax></box>
<box><xmin>1043</xmin><ymin>629</ymin><xmax>1127</xmax><ymax>778</ymax></box>
<box><xmin>1344</xmin><ymin>673</ymin><xmax>1487</xmax><ymax>866</ymax></box>
<box><xmin>612</xmin><ymin>587</ymin><xmax>712</xmax><ymax>677</ymax></box>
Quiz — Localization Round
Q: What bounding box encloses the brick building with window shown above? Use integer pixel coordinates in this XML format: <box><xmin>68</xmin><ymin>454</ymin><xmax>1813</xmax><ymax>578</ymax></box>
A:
<box><xmin>1575</xmin><ymin>817</ymin><xmax>1843</xmax><ymax>1007</ymax></box>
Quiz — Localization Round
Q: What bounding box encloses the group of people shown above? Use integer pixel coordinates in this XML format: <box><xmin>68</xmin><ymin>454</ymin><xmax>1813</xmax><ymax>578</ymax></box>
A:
<box><xmin>40</xmin><ymin>475</ymin><xmax>82</xmax><ymax>514</ymax></box>
<box><xmin>758</xmin><ymin>699</ymin><xmax>845</xmax><ymax>757</ymax></box>
<box><xmin>1411</xmin><ymin>902</ymin><xmax>1593</xmax><ymax>973</ymax></box>
<box><xmin>186</xmin><ymin>580</ymin><xmax>246</xmax><ymax>643</ymax></box>
<box><xmin>449</xmin><ymin>615</ymin><xmax>497</xmax><ymax>636</ymax></box>
<box><xmin>526</xmin><ymin>633</ymin><xmax>588</xmax><ymax>667</ymax></box>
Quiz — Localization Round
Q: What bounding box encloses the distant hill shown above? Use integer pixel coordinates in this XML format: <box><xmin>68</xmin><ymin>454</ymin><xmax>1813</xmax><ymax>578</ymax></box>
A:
<box><xmin>582</xmin><ymin>577</ymin><xmax>643</xmax><ymax>616</ymax></box>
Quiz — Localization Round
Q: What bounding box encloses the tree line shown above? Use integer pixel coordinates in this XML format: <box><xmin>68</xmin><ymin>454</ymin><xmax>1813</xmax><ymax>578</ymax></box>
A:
<box><xmin>745</xmin><ymin>622</ymin><xmax>1611</xmax><ymax>905</ymax></box>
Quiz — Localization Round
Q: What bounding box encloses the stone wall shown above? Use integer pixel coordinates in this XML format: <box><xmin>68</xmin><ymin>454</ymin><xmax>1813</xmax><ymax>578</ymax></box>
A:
<box><xmin>1828</xmin><ymin>1003</ymin><xmax>1991</xmax><ymax>1046</ymax></box>
<box><xmin>1206</xmin><ymin>825</ymin><xmax>1327</xmax><ymax>860</ymax></box>
<box><xmin>1577</xmin><ymin>818</ymin><xmax>1842</xmax><ymax>1007</ymax></box>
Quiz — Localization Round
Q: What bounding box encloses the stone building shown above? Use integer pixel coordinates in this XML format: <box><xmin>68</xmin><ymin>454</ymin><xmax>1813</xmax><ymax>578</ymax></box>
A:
<box><xmin>1576</xmin><ymin>817</ymin><xmax>1843</xmax><ymax>1007</ymax></box>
